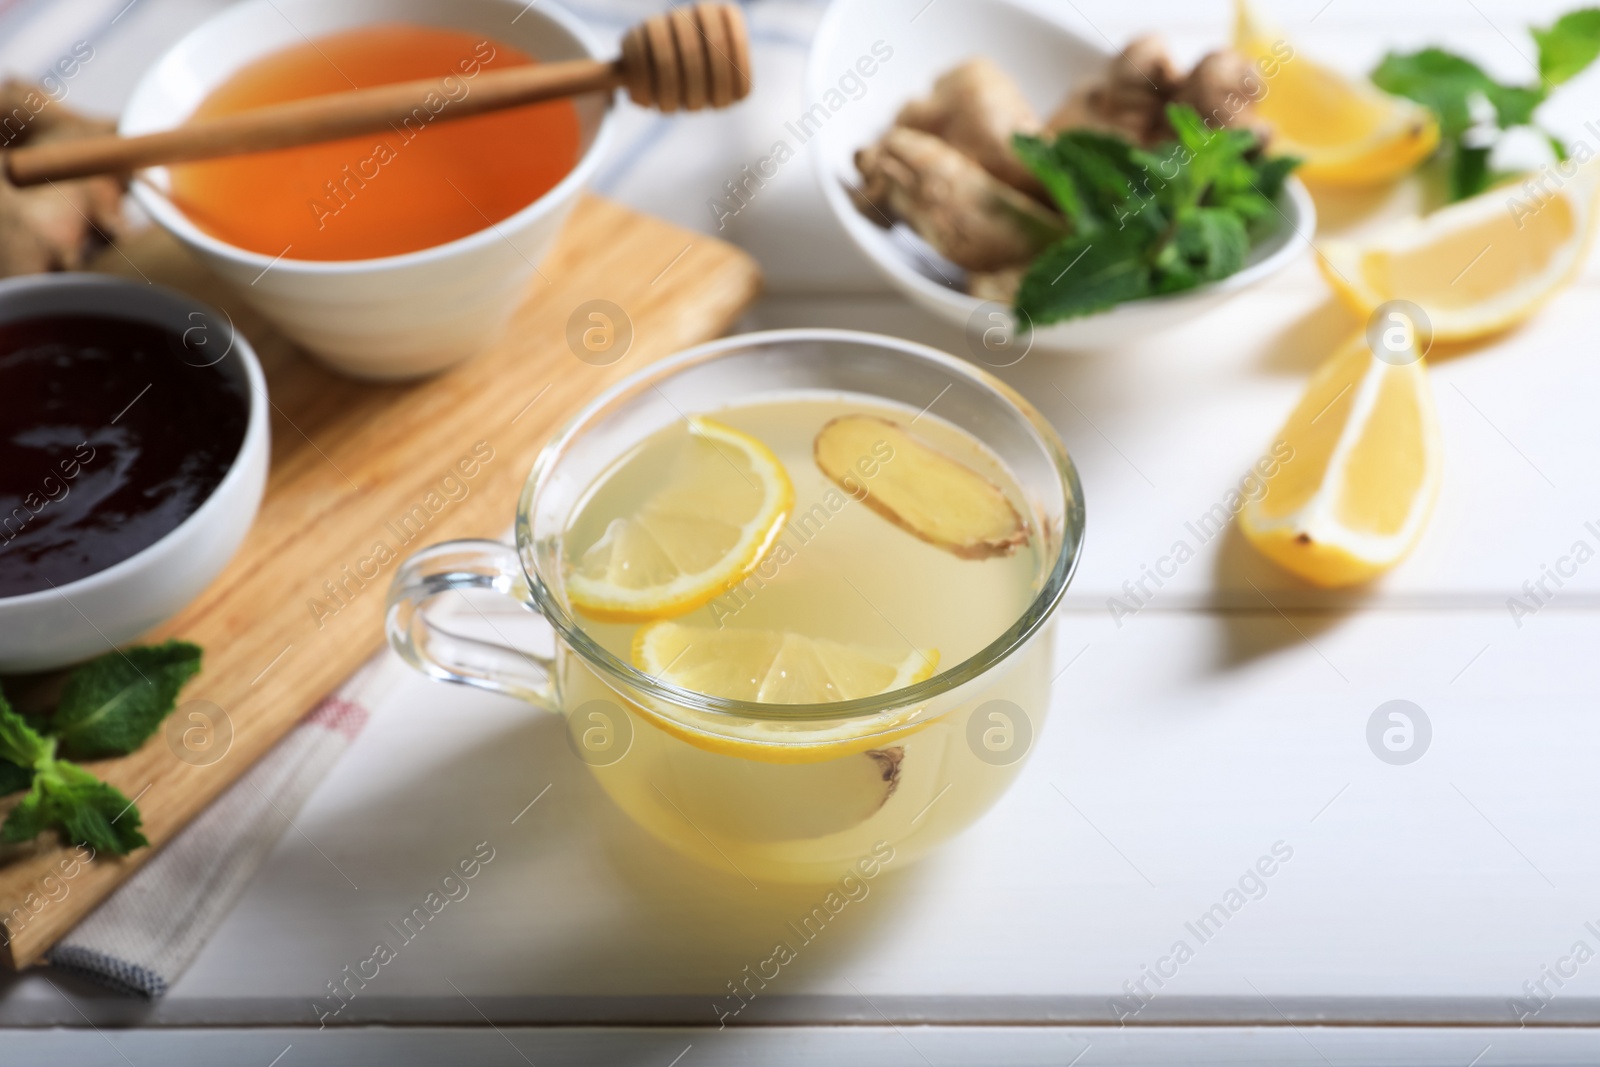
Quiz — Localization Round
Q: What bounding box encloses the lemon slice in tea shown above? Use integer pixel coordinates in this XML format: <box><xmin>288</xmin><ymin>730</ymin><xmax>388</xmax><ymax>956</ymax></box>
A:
<box><xmin>633</xmin><ymin>620</ymin><xmax>939</xmax><ymax>704</ymax></box>
<box><xmin>566</xmin><ymin>417</ymin><xmax>794</xmax><ymax>621</ymax></box>
<box><xmin>629</xmin><ymin>621</ymin><xmax>942</xmax><ymax>763</ymax></box>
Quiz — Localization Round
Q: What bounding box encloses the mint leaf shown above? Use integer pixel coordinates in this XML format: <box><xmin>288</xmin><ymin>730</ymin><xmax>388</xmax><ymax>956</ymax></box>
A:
<box><xmin>0</xmin><ymin>686</ymin><xmax>50</xmax><ymax>770</ymax></box>
<box><xmin>0</xmin><ymin>759</ymin><xmax>145</xmax><ymax>854</ymax></box>
<box><xmin>52</xmin><ymin>641</ymin><xmax>202</xmax><ymax>759</ymax></box>
<box><xmin>1014</xmin><ymin>129</ymin><xmax>1168</xmax><ymax>235</ymax></box>
<box><xmin>1</xmin><ymin>783</ymin><xmax>48</xmax><ymax>843</ymax></box>
<box><xmin>1014</xmin><ymin>134</ymin><xmax>1092</xmax><ymax>229</ymax></box>
<box><xmin>1159</xmin><ymin>207</ymin><xmax>1249</xmax><ymax>292</ymax></box>
<box><xmin>1370</xmin><ymin>16</ymin><xmax>1592</xmax><ymax>205</ymax></box>
<box><xmin>1206</xmin><ymin>155</ymin><xmax>1289</xmax><ymax>231</ymax></box>
<box><xmin>1451</xmin><ymin>143</ymin><xmax>1494</xmax><ymax>200</ymax></box>
<box><xmin>1250</xmin><ymin>154</ymin><xmax>1299</xmax><ymax>203</ymax></box>
<box><xmin>1534</xmin><ymin>8</ymin><xmax>1600</xmax><ymax>85</ymax></box>
<box><xmin>1015</xmin><ymin>228</ymin><xmax>1154</xmax><ymax>323</ymax></box>
<box><xmin>1228</xmin><ymin>154</ymin><xmax>1300</xmax><ymax>236</ymax></box>
<box><xmin>49</xmin><ymin>761</ymin><xmax>146</xmax><ymax>854</ymax></box>
<box><xmin>1489</xmin><ymin>83</ymin><xmax>1545</xmax><ymax>127</ymax></box>
<box><xmin>1168</xmin><ymin>107</ymin><xmax>1258</xmax><ymax>194</ymax></box>
<box><xmin>1010</xmin><ymin>104</ymin><xmax>1296</xmax><ymax>326</ymax></box>
<box><xmin>0</xmin><ymin>647</ymin><xmax>189</xmax><ymax>856</ymax></box>
<box><xmin>1372</xmin><ymin>48</ymin><xmax>1513</xmax><ymax>140</ymax></box>
<box><xmin>1056</xmin><ymin>132</ymin><xmax>1167</xmax><ymax>234</ymax></box>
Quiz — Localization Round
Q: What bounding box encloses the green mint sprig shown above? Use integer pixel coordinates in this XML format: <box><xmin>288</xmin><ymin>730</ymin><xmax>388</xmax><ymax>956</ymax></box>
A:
<box><xmin>1010</xmin><ymin>103</ymin><xmax>1299</xmax><ymax>326</ymax></box>
<box><xmin>52</xmin><ymin>642</ymin><xmax>203</xmax><ymax>759</ymax></box>
<box><xmin>1371</xmin><ymin>7</ymin><xmax>1600</xmax><ymax>200</ymax></box>
<box><xmin>0</xmin><ymin>640</ymin><xmax>202</xmax><ymax>856</ymax></box>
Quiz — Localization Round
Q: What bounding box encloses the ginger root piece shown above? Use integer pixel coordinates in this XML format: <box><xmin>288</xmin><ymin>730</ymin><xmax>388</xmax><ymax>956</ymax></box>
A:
<box><xmin>0</xmin><ymin>80</ymin><xmax>126</xmax><ymax>277</ymax></box>
<box><xmin>895</xmin><ymin>57</ymin><xmax>1044</xmax><ymax>195</ymax></box>
<box><xmin>815</xmin><ymin>414</ymin><xmax>1028</xmax><ymax>560</ymax></box>
<box><xmin>1048</xmin><ymin>38</ymin><xmax>1269</xmax><ymax>148</ymax></box>
<box><xmin>967</xmin><ymin>265</ymin><xmax>1026</xmax><ymax>304</ymax></box>
<box><xmin>854</xmin><ymin>126</ymin><xmax>1063</xmax><ymax>273</ymax></box>
<box><xmin>1049</xmin><ymin>35</ymin><xmax>1178</xmax><ymax>144</ymax></box>
<box><xmin>1174</xmin><ymin>50</ymin><xmax>1273</xmax><ymax>146</ymax></box>
<box><xmin>1044</xmin><ymin>84</ymin><xmax>1114</xmax><ymax>139</ymax></box>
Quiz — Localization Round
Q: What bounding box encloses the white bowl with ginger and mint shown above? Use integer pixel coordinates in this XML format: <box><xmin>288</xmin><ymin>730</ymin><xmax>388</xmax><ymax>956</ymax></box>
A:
<box><xmin>808</xmin><ymin>0</ymin><xmax>1314</xmax><ymax>350</ymax></box>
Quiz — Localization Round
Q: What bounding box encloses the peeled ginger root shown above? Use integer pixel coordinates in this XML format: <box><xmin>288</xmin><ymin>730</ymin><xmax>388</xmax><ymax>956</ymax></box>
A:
<box><xmin>896</xmin><ymin>58</ymin><xmax>1045</xmax><ymax>195</ymax></box>
<box><xmin>814</xmin><ymin>415</ymin><xmax>1028</xmax><ymax>560</ymax></box>
<box><xmin>1048</xmin><ymin>34</ymin><xmax>1272</xmax><ymax>147</ymax></box>
<box><xmin>853</xmin><ymin>127</ymin><xmax>1063</xmax><ymax>273</ymax></box>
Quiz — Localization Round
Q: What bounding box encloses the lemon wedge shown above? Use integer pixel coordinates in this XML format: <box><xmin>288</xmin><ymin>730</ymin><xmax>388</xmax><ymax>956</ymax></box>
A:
<box><xmin>566</xmin><ymin>417</ymin><xmax>793</xmax><ymax>621</ymax></box>
<box><xmin>1319</xmin><ymin>163</ymin><xmax>1600</xmax><ymax>341</ymax></box>
<box><xmin>1239</xmin><ymin>335</ymin><xmax>1441</xmax><ymax>587</ymax></box>
<box><xmin>1234</xmin><ymin>0</ymin><xmax>1438</xmax><ymax>186</ymax></box>
<box><xmin>633</xmin><ymin>621</ymin><xmax>939</xmax><ymax>704</ymax></box>
<box><xmin>813</xmin><ymin>415</ymin><xmax>1027</xmax><ymax>559</ymax></box>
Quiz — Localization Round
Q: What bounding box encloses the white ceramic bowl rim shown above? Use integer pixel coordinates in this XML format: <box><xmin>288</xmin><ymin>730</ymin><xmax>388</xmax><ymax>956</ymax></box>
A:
<box><xmin>122</xmin><ymin>0</ymin><xmax>617</xmax><ymax>275</ymax></box>
<box><xmin>0</xmin><ymin>274</ymin><xmax>269</xmax><ymax>609</ymax></box>
<box><xmin>805</xmin><ymin>0</ymin><xmax>1316</xmax><ymax>327</ymax></box>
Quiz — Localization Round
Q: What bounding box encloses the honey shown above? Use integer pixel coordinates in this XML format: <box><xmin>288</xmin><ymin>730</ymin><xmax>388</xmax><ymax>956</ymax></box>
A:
<box><xmin>167</xmin><ymin>24</ymin><xmax>581</xmax><ymax>261</ymax></box>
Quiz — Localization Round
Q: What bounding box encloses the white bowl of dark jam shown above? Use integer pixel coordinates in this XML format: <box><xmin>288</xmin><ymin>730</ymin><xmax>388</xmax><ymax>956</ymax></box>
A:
<box><xmin>0</xmin><ymin>275</ymin><xmax>268</xmax><ymax>672</ymax></box>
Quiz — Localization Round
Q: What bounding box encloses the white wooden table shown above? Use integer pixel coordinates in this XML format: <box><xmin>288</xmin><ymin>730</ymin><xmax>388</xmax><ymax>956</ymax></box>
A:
<box><xmin>3</xmin><ymin>0</ymin><xmax>1599</xmax><ymax>1062</ymax></box>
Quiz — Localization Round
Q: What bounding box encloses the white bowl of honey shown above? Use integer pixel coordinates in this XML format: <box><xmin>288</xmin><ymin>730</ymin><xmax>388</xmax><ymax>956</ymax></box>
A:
<box><xmin>121</xmin><ymin>0</ymin><xmax>616</xmax><ymax>380</ymax></box>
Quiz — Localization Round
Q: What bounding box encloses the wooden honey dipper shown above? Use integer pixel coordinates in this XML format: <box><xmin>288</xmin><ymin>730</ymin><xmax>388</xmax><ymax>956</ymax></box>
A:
<box><xmin>3</xmin><ymin>3</ymin><xmax>751</xmax><ymax>187</ymax></box>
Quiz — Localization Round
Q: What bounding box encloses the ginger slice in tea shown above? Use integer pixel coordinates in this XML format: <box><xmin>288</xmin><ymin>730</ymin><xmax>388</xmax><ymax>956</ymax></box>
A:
<box><xmin>813</xmin><ymin>414</ymin><xmax>1027</xmax><ymax>559</ymax></box>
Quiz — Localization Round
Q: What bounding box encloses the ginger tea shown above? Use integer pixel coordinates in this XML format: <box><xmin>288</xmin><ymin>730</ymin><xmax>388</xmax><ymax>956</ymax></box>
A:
<box><xmin>167</xmin><ymin>24</ymin><xmax>581</xmax><ymax>261</ymax></box>
<box><xmin>553</xmin><ymin>393</ymin><xmax>1052</xmax><ymax>884</ymax></box>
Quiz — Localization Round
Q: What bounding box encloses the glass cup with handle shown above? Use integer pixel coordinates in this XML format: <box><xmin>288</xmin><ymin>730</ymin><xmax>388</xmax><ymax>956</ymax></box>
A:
<box><xmin>387</xmin><ymin>329</ymin><xmax>1085</xmax><ymax>884</ymax></box>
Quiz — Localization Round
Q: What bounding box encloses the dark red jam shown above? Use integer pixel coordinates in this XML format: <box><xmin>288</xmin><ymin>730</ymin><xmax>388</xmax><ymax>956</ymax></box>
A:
<box><xmin>0</xmin><ymin>315</ymin><xmax>249</xmax><ymax>597</ymax></box>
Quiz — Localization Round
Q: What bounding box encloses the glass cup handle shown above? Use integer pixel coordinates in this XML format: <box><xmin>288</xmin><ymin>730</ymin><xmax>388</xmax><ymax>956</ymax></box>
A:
<box><xmin>385</xmin><ymin>539</ymin><xmax>557</xmax><ymax>710</ymax></box>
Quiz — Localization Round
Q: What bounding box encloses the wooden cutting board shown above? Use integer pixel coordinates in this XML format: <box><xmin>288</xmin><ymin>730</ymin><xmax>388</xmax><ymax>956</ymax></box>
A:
<box><xmin>0</xmin><ymin>194</ymin><xmax>761</xmax><ymax>969</ymax></box>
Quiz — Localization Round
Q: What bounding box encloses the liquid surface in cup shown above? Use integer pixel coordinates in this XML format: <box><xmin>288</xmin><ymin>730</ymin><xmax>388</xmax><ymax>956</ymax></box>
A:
<box><xmin>563</xmin><ymin>394</ymin><xmax>1042</xmax><ymax>694</ymax></box>
<box><xmin>166</xmin><ymin>24</ymin><xmax>581</xmax><ymax>261</ymax></box>
<box><xmin>0</xmin><ymin>315</ymin><xmax>249</xmax><ymax>597</ymax></box>
<box><xmin>554</xmin><ymin>394</ymin><xmax>1050</xmax><ymax>881</ymax></box>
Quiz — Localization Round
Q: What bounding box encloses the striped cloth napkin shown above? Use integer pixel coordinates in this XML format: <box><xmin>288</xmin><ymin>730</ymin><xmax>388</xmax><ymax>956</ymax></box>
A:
<box><xmin>41</xmin><ymin>657</ymin><xmax>387</xmax><ymax>998</ymax></box>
